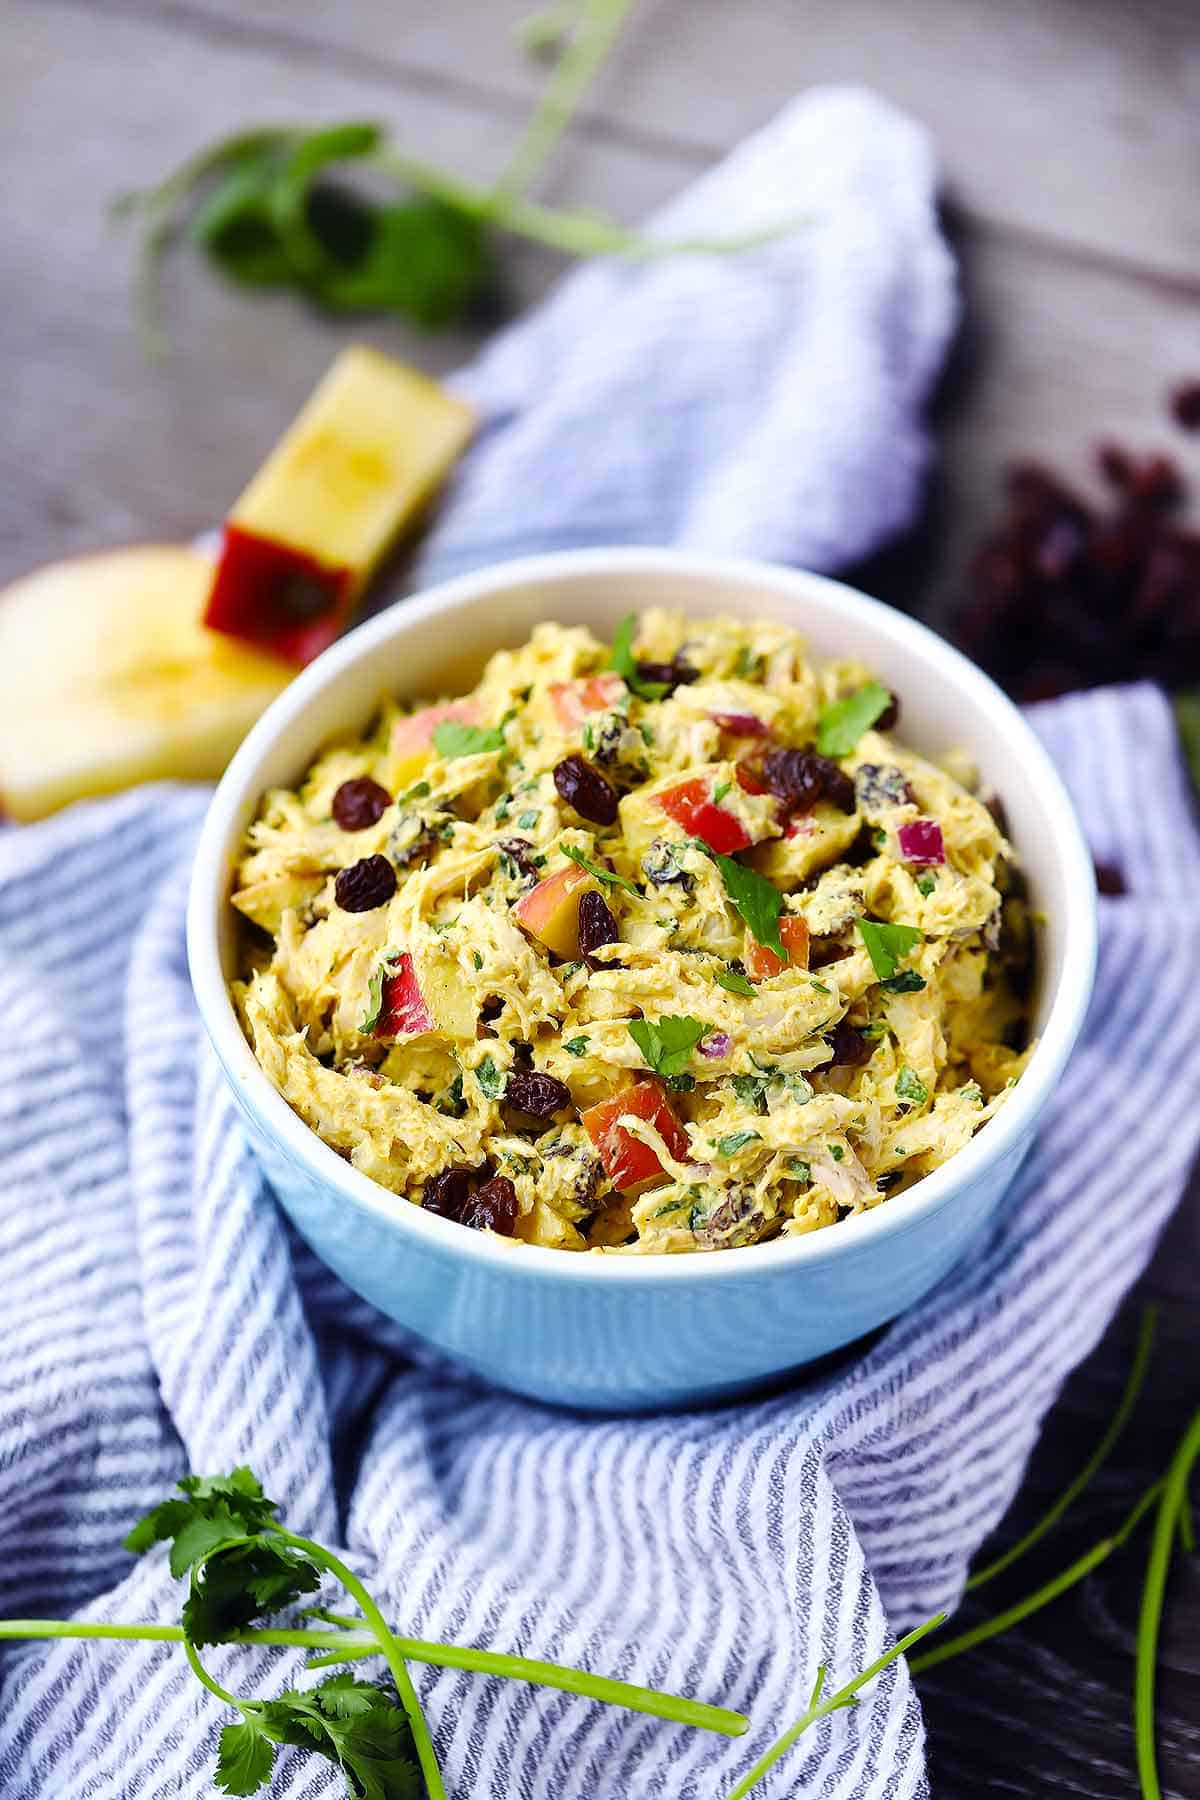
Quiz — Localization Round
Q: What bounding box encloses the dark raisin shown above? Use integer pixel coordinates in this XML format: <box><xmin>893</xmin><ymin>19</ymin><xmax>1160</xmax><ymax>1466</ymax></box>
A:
<box><xmin>875</xmin><ymin>691</ymin><xmax>900</xmax><ymax>732</ymax></box>
<box><xmin>553</xmin><ymin>754</ymin><xmax>618</xmax><ymax>826</ymax></box>
<box><xmin>505</xmin><ymin>1071</ymin><xmax>571</xmax><ymax>1117</ymax></box>
<box><xmin>578</xmin><ymin>890</ymin><xmax>619</xmax><ymax>958</ymax></box>
<box><xmin>422</xmin><ymin>1165</ymin><xmax>477</xmax><ymax>1221</ymax></box>
<box><xmin>762</xmin><ymin>750</ymin><xmax>855</xmax><ymax>815</ymax></box>
<box><xmin>480</xmin><ymin>996</ymin><xmax>505</xmax><ymax>1022</ymax></box>
<box><xmin>461</xmin><ymin>1175</ymin><xmax>518</xmax><ymax>1235</ymax></box>
<box><xmin>1171</xmin><ymin>382</ymin><xmax>1200</xmax><ymax>431</ymax></box>
<box><xmin>826</xmin><ymin>1018</ymin><xmax>871</xmax><ymax>1067</ymax></box>
<box><xmin>1094</xmin><ymin>860</ymin><xmax>1127</xmax><ymax>896</ymax></box>
<box><xmin>810</xmin><ymin>936</ymin><xmax>853</xmax><ymax>969</ymax></box>
<box><xmin>332</xmin><ymin>776</ymin><xmax>392</xmax><ymax>831</ymax></box>
<box><xmin>636</xmin><ymin>656</ymin><xmax>699</xmax><ymax>694</ymax></box>
<box><xmin>334</xmin><ymin>854</ymin><xmax>397</xmax><ymax>913</ymax></box>
<box><xmin>498</xmin><ymin>836</ymin><xmax>540</xmax><ymax>883</ymax></box>
<box><xmin>642</xmin><ymin>838</ymin><xmax>695</xmax><ymax>890</ymax></box>
<box><xmin>855</xmin><ymin>764</ymin><xmax>915</xmax><ymax>813</ymax></box>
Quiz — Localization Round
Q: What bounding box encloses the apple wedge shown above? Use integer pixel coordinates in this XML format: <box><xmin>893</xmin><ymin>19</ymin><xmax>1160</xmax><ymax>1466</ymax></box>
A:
<box><xmin>511</xmin><ymin>861</ymin><xmax>598</xmax><ymax>959</ymax></box>
<box><xmin>0</xmin><ymin>545</ymin><xmax>294</xmax><ymax>822</ymax></box>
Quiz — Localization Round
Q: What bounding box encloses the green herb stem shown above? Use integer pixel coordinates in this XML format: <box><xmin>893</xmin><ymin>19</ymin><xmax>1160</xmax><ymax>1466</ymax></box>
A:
<box><xmin>0</xmin><ymin>1620</ymin><xmax>747</xmax><ymax>1739</ymax></box>
<box><xmin>724</xmin><ymin>1613</ymin><xmax>945</xmax><ymax>1800</ymax></box>
<box><xmin>967</xmin><ymin>1304</ymin><xmax>1158</xmax><ymax>1591</ymax></box>
<box><xmin>1135</xmin><ymin>1410</ymin><xmax>1200</xmax><ymax>1800</ymax></box>
<box><xmin>276</xmin><ymin>1528</ymin><xmax>445</xmax><ymax>1800</ymax></box>
<box><xmin>491</xmin><ymin>0</ymin><xmax>638</xmax><ymax>209</ymax></box>
<box><xmin>911</xmin><ymin>1477</ymin><xmax>1166</xmax><ymax>1677</ymax></box>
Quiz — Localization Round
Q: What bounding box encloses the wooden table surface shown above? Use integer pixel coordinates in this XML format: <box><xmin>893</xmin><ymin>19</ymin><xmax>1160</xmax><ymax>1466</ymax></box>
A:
<box><xmin>4</xmin><ymin>2</ymin><xmax>1199</xmax><ymax>1794</ymax></box>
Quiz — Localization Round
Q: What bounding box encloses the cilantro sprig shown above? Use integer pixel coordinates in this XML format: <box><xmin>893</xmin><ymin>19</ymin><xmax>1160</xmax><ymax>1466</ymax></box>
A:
<box><xmin>856</xmin><ymin>917</ymin><xmax>922</xmax><ymax>983</ymax></box>
<box><xmin>560</xmin><ymin>843</ymin><xmax>640</xmax><ymax>894</ymax></box>
<box><xmin>815</xmin><ymin>682</ymin><xmax>892</xmax><ymax>758</ymax></box>
<box><xmin>628</xmin><ymin>1015</ymin><xmax>707</xmax><ymax>1082</ymax></box>
<box><xmin>698</xmin><ymin>846</ymin><xmax>787</xmax><ymax>963</ymax></box>
<box><xmin>607</xmin><ymin>613</ymin><xmax>670</xmax><ymax>701</ymax></box>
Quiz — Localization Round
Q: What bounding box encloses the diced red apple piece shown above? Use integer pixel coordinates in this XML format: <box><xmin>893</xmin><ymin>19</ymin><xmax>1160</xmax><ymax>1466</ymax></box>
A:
<box><xmin>744</xmin><ymin>914</ymin><xmax>811</xmax><ymax>981</ymax></box>
<box><xmin>735</xmin><ymin>762</ymin><xmax>768</xmax><ymax>796</ymax></box>
<box><xmin>375</xmin><ymin>952</ymin><xmax>476</xmax><ymax>1041</ymax></box>
<box><xmin>549</xmin><ymin>672</ymin><xmax>627</xmax><ymax>731</ymax></box>
<box><xmin>205</xmin><ymin>527</ymin><xmax>352</xmax><ymax>667</ymax></box>
<box><xmin>655</xmin><ymin>777</ymin><xmax>753</xmax><ymax>854</ymax></box>
<box><xmin>581</xmin><ymin>1080</ymin><xmax>690</xmax><ymax>1192</ymax></box>
<box><xmin>390</xmin><ymin>698</ymin><xmax>483</xmax><ymax>788</ymax></box>
<box><xmin>511</xmin><ymin>861</ymin><xmax>597</xmax><ymax>958</ymax></box>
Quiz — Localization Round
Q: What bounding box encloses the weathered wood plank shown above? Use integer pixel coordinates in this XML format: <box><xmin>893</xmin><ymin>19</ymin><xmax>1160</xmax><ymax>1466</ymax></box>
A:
<box><xmin>117</xmin><ymin>0</ymin><xmax>1200</xmax><ymax>287</ymax></box>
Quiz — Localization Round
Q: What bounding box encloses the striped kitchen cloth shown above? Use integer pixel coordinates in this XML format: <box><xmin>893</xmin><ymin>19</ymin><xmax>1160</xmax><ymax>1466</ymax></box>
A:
<box><xmin>3</xmin><ymin>87</ymin><xmax>1199</xmax><ymax>1800</ymax></box>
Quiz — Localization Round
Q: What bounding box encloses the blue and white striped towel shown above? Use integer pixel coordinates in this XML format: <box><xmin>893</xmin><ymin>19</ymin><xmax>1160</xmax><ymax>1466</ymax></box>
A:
<box><xmin>2</xmin><ymin>86</ymin><xmax>1198</xmax><ymax>1800</ymax></box>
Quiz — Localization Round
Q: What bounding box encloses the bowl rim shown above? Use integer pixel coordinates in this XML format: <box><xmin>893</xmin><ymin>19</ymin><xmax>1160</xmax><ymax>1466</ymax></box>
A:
<box><xmin>187</xmin><ymin>546</ymin><xmax>1098</xmax><ymax>1285</ymax></box>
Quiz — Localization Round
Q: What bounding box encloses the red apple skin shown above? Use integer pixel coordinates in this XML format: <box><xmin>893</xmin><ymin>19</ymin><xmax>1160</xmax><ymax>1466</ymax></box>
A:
<box><xmin>581</xmin><ymin>1081</ymin><xmax>690</xmax><ymax>1192</ymax></box>
<box><xmin>390</xmin><ymin>698</ymin><xmax>483</xmax><ymax>787</ymax></box>
<box><xmin>376</xmin><ymin>954</ymin><xmax>436</xmax><ymax>1036</ymax></box>
<box><xmin>655</xmin><ymin>777</ymin><xmax>753</xmax><ymax>855</ymax></box>
<box><xmin>549</xmin><ymin>672</ymin><xmax>626</xmax><ymax>732</ymax></box>
<box><xmin>511</xmin><ymin>861</ymin><xmax>596</xmax><ymax>958</ymax></box>
<box><xmin>204</xmin><ymin>525</ymin><xmax>352</xmax><ymax>665</ymax></box>
<box><xmin>744</xmin><ymin>915</ymin><xmax>811</xmax><ymax>982</ymax></box>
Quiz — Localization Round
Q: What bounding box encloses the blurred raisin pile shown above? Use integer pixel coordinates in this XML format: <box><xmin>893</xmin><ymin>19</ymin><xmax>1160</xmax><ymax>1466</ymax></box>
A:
<box><xmin>954</xmin><ymin>383</ymin><xmax>1200</xmax><ymax>702</ymax></box>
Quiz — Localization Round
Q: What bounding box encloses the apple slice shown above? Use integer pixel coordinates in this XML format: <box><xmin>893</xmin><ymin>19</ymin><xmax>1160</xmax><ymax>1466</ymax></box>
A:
<box><xmin>0</xmin><ymin>545</ymin><xmax>293</xmax><ymax>822</ymax></box>
<box><xmin>389</xmin><ymin>698</ymin><xmax>483</xmax><ymax>790</ymax></box>
<box><xmin>549</xmin><ymin>672</ymin><xmax>627</xmax><ymax>732</ymax></box>
<box><xmin>205</xmin><ymin>346</ymin><xmax>474</xmax><ymax>664</ymax></box>
<box><xmin>373</xmin><ymin>952</ymin><xmax>476</xmax><ymax>1041</ymax></box>
<box><xmin>655</xmin><ymin>776</ymin><xmax>753</xmax><ymax>855</ymax></box>
<box><xmin>511</xmin><ymin>861</ymin><xmax>597</xmax><ymax>958</ymax></box>
<box><xmin>581</xmin><ymin>1081</ymin><xmax>690</xmax><ymax>1192</ymax></box>
<box><xmin>744</xmin><ymin>914</ymin><xmax>811</xmax><ymax>982</ymax></box>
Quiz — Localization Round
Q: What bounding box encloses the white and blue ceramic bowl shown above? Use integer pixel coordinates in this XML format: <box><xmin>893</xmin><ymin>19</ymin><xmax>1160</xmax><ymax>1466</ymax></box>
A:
<box><xmin>187</xmin><ymin>549</ymin><xmax>1096</xmax><ymax>1411</ymax></box>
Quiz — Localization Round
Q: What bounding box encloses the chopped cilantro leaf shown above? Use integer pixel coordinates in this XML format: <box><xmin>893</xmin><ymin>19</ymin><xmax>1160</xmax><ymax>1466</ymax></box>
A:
<box><xmin>788</xmin><ymin>1158</ymin><xmax>812</xmax><ymax>1183</ymax></box>
<box><xmin>716</xmin><ymin>966</ymin><xmax>757</xmax><ymax>997</ymax></box>
<box><xmin>731</xmin><ymin>1071</ymin><xmax>770</xmax><ymax>1112</ymax></box>
<box><xmin>608</xmin><ymin>612</ymin><xmax>669</xmax><ymax>700</ymax></box>
<box><xmin>560</xmin><ymin>843</ymin><xmax>640</xmax><ymax>894</ymax></box>
<box><xmin>517</xmin><ymin>809</ymin><xmax>540</xmax><ymax>830</ymax></box>
<box><xmin>827</xmin><ymin>1143</ymin><xmax>845</xmax><ymax>1162</ymax></box>
<box><xmin>358</xmin><ymin>954</ymin><xmax>396</xmax><ymax>1033</ymax></box>
<box><xmin>816</xmin><ymin>681</ymin><xmax>892</xmax><ymax>758</ymax></box>
<box><xmin>916</xmin><ymin>872</ymin><xmax>937</xmax><ymax>897</ymax></box>
<box><xmin>715</xmin><ymin>1130</ymin><xmax>761</xmax><ymax>1159</ymax></box>
<box><xmin>882</xmin><ymin>970</ymin><xmax>927</xmax><ymax>994</ymax></box>
<box><xmin>705</xmin><ymin>850</ymin><xmax>785</xmax><ymax>960</ymax></box>
<box><xmin>475</xmin><ymin>1054</ymin><xmax>507</xmax><ymax>1100</ymax></box>
<box><xmin>432</xmin><ymin>719</ymin><xmax>506</xmax><ymax>760</ymax></box>
<box><xmin>396</xmin><ymin>779</ymin><xmax>431</xmax><ymax>806</ymax></box>
<box><xmin>712</xmin><ymin>780</ymin><xmax>731</xmax><ymax>804</ymax></box>
<box><xmin>809</xmin><ymin>977</ymin><xmax>831</xmax><ymax>995</ymax></box>
<box><xmin>628</xmin><ymin>1015</ymin><xmax>707</xmax><ymax>1080</ymax></box>
<box><xmin>471</xmin><ymin>951</ymin><xmax>483</xmax><ymax>971</ymax></box>
<box><xmin>856</xmin><ymin>917</ymin><xmax>922</xmax><ymax>981</ymax></box>
<box><xmin>734</xmin><ymin>645</ymin><xmax>763</xmax><ymax>680</ymax></box>
<box><xmin>564</xmin><ymin>1035</ymin><xmax>589</xmax><ymax>1057</ymax></box>
<box><xmin>896</xmin><ymin>1065</ymin><xmax>929</xmax><ymax>1105</ymax></box>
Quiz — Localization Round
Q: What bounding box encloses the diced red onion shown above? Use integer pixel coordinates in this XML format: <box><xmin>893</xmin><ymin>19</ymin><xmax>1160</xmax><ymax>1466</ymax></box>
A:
<box><xmin>700</xmin><ymin>1032</ymin><xmax>732</xmax><ymax>1058</ymax></box>
<box><xmin>898</xmin><ymin>819</ymin><xmax>945</xmax><ymax>865</ymax></box>
<box><xmin>711</xmin><ymin>712</ymin><xmax>772</xmax><ymax>738</ymax></box>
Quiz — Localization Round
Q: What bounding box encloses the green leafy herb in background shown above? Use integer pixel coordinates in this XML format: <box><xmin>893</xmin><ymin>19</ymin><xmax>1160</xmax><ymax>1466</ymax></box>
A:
<box><xmin>628</xmin><ymin>1014</ymin><xmax>706</xmax><ymax>1080</ymax></box>
<box><xmin>560</xmin><ymin>844</ymin><xmax>640</xmax><ymax>894</ymax></box>
<box><xmin>703</xmin><ymin>850</ymin><xmax>786</xmax><ymax>961</ymax></box>
<box><xmin>606</xmin><ymin>612</ymin><xmax>670</xmax><ymax>701</ymax></box>
<box><xmin>432</xmin><ymin>720</ymin><xmax>507</xmax><ymax>761</ymax></box>
<box><xmin>856</xmin><ymin>917</ymin><xmax>921</xmax><ymax>983</ymax></box>
<box><xmin>815</xmin><ymin>682</ymin><xmax>892</xmax><ymax>758</ymax></box>
<box><xmin>114</xmin><ymin>0</ymin><xmax>801</xmax><ymax>359</ymax></box>
<box><xmin>895</xmin><ymin>1066</ymin><xmax>928</xmax><ymax>1106</ymax></box>
<box><xmin>716</xmin><ymin>966</ymin><xmax>758</xmax><ymax>998</ymax></box>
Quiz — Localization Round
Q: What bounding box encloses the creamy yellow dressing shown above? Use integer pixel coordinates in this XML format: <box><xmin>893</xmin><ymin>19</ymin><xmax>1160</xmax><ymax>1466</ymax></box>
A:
<box><xmin>232</xmin><ymin>610</ymin><xmax>1033</xmax><ymax>1252</ymax></box>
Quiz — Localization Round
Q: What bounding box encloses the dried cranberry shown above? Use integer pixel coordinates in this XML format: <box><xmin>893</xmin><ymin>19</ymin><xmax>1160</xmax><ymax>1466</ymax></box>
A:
<box><xmin>505</xmin><ymin>1071</ymin><xmax>571</xmax><ymax>1117</ymax></box>
<box><xmin>553</xmin><ymin>755</ymin><xmax>619</xmax><ymax>826</ymax></box>
<box><xmin>332</xmin><ymin>777</ymin><xmax>392</xmax><ymax>831</ymax></box>
<box><xmin>334</xmin><ymin>854</ymin><xmax>397</xmax><ymax>913</ymax></box>
<box><xmin>824</xmin><ymin>1019</ymin><xmax>871</xmax><ymax>1068</ymax></box>
<box><xmin>578</xmin><ymin>889</ymin><xmax>618</xmax><ymax>957</ymax></box>
<box><xmin>762</xmin><ymin>749</ymin><xmax>856</xmax><ymax>815</ymax></box>
<box><xmin>498</xmin><ymin>837</ymin><xmax>540</xmax><ymax>882</ymax></box>
<box><xmin>1171</xmin><ymin>382</ymin><xmax>1200</xmax><ymax>432</ymax></box>
<box><xmin>422</xmin><ymin>1166</ymin><xmax>476</xmax><ymax>1221</ymax></box>
<box><xmin>461</xmin><ymin>1175</ymin><xmax>518</xmax><ymax>1235</ymax></box>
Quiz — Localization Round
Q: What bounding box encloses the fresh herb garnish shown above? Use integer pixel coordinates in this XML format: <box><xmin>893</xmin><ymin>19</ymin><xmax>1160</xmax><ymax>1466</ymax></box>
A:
<box><xmin>715</xmin><ymin>1130</ymin><xmax>761</xmax><ymax>1159</ymax></box>
<box><xmin>705</xmin><ymin>850</ymin><xmax>786</xmax><ymax>962</ymax></box>
<box><xmin>628</xmin><ymin>1015</ymin><xmax>707</xmax><ymax>1080</ymax></box>
<box><xmin>475</xmin><ymin>1054</ymin><xmax>507</xmax><ymax>1100</ymax></box>
<box><xmin>606</xmin><ymin>612</ymin><xmax>670</xmax><ymax>701</ymax></box>
<box><xmin>916</xmin><ymin>871</ymin><xmax>937</xmax><ymax>897</ymax></box>
<box><xmin>815</xmin><ymin>681</ymin><xmax>892</xmax><ymax>758</ymax></box>
<box><xmin>881</xmin><ymin>970</ymin><xmax>927</xmax><ymax>994</ymax></box>
<box><xmin>564</xmin><ymin>1035</ymin><xmax>590</xmax><ymax>1057</ymax></box>
<box><xmin>712</xmin><ymin>781</ymin><xmax>732</xmax><ymax>804</ymax></box>
<box><xmin>731</xmin><ymin>1072</ymin><xmax>770</xmax><ymax>1113</ymax></box>
<box><xmin>788</xmin><ymin>1158</ymin><xmax>812</xmax><ymax>1183</ymax></box>
<box><xmin>716</xmin><ymin>966</ymin><xmax>757</xmax><ymax>997</ymax></box>
<box><xmin>471</xmin><ymin>951</ymin><xmax>484</xmax><ymax>971</ymax></box>
<box><xmin>856</xmin><ymin>917</ymin><xmax>922</xmax><ymax>982</ymax></box>
<box><xmin>432</xmin><ymin>719</ymin><xmax>506</xmax><ymax>761</ymax></box>
<box><xmin>827</xmin><ymin>1144</ymin><xmax>845</xmax><ymax>1162</ymax></box>
<box><xmin>560</xmin><ymin>843</ymin><xmax>640</xmax><ymax>894</ymax></box>
<box><xmin>358</xmin><ymin>955</ymin><xmax>395</xmax><ymax>1034</ymax></box>
<box><xmin>895</xmin><ymin>1066</ymin><xmax>929</xmax><ymax>1106</ymax></box>
<box><xmin>809</xmin><ymin>978</ymin><xmax>831</xmax><ymax>995</ymax></box>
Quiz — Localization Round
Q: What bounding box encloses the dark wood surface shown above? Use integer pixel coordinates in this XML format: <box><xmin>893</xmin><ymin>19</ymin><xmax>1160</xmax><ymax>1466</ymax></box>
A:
<box><xmin>4</xmin><ymin>2</ymin><xmax>1199</xmax><ymax>1793</ymax></box>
